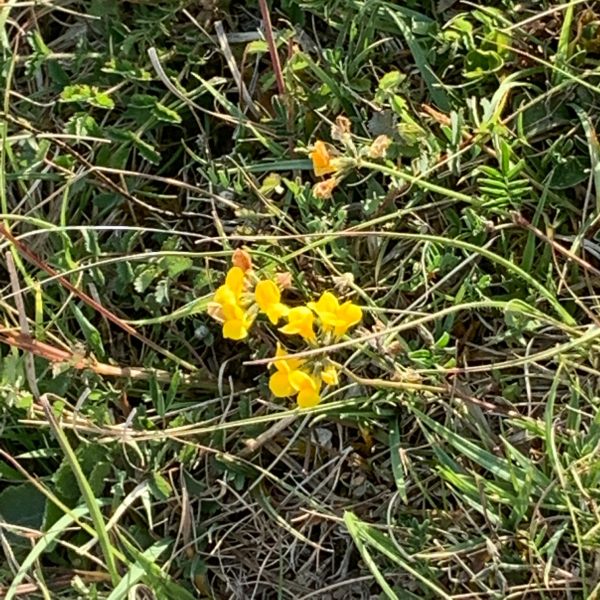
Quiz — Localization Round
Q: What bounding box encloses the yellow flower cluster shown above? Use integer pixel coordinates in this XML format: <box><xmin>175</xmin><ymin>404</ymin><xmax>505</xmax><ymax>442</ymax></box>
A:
<box><xmin>209</xmin><ymin>259</ymin><xmax>363</xmax><ymax>408</ymax></box>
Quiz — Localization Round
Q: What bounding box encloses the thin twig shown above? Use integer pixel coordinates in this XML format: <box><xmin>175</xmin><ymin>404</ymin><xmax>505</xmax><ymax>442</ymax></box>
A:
<box><xmin>214</xmin><ymin>21</ymin><xmax>259</xmax><ymax>116</ymax></box>
<box><xmin>0</xmin><ymin>225</ymin><xmax>199</xmax><ymax>372</ymax></box>
<box><xmin>512</xmin><ymin>212</ymin><xmax>600</xmax><ymax>278</ymax></box>
<box><xmin>5</xmin><ymin>251</ymin><xmax>39</xmax><ymax>398</ymax></box>
<box><xmin>258</xmin><ymin>0</ymin><xmax>285</xmax><ymax>96</ymax></box>
<box><xmin>0</xmin><ymin>330</ymin><xmax>221</xmax><ymax>389</ymax></box>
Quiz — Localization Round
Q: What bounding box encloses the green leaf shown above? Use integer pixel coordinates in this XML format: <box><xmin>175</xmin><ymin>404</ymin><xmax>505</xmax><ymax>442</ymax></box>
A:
<box><xmin>389</xmin><ymin>420</ymin><xmax>408</xmax><ymax>503</ymax></box>
<box><xmin>387</xmin><ymin>10</ymin><xmax>451</xmax><ymax>111</ymax></box>
<box><xmin>106</xmin><ymin>540</ymin><xmax>172</xmax><ymax>600</ymax></box>
<box><xmin>40</xmin><ymin>398</ymin><xmax>121</xmax><ymax>585</ymax></box>
<box><xmin>150</xmin><ymin>473</ymin><xmax>172</xmax><ymax>501</ymax></box>
<box><xmin>65</xmin><ymin>113</ymin><xmax>102</xmax><ymax>138</ymax></box>
<box><xmin>60</xmin><ymin>84</ymin><xmax>93</xmax><ymax>103</ymax></box>
<box><xmin>153</xmin><ymin>102</ymin><xmax>182</xmax><ymax>124</ymax></box>
<box><xmin>89</xmin><ymin>461</ymin><xmax>111</xmax><ymax>497</ymax></box>
<box><xmin>160</xmin><ymin>256</ymin><xmax>193</xmax><ymax>279</ymax></box>
<box><xmin>247</xmin><ymin>40</ymin><xmax>268</xmax><ymax>54</ymax></box>
<box><xmin>0</xmin><ymin>484</ymin><xmax>46</xmax><ymax>540</ymax></box>
<box><xmin>89</xmin><ymin>91</ymin><xmax>115</xmax><ymax>109</ymax></box>
<box><xmin>134</xmin><ymin>266</ymin><xmax>160</xmax><ymax>293</ymax></box>
<box><xmin>60</xmin><ymin>84</ymin><xmax>114</xmax><ymax>109</ymax></box>
<box><xmin>464</xmin><ymin>49</ymin><xmax>503</xmax><ymax>79</ymax></box>
<box><xmin>344</xmin><ymin>511</ymin><xmax>452</xmax><ymax>599</ymax></box>
<box><xmin>550</xmin><ymin>157</ymin><xmax>588</xmax><ymax>189</ymax></box>
<box><xmin>378</xmin><ymin>70</ymin><xmax>405</xmax><ymax>92</ymax></box>
<box><xmin>71</xmin><ymin>304</ymin><xmax>105</xmax><ymax>358</ymax></box>
<box><xmin>5</xmin><ymin>505</ymin><xmax>91</xmax><ymax>600</ymax></box>
<box><xmin>129</xmin><ymin>93</ymin><xmax>157</xmax><ymax>109</ymax></box>
<box><xmin>154</xmin><ymin>278</ymin><xmax>170</xmax><ymax>305</ymax></box>
<box><xmin>343</xmin><ymin>512</ymin><xmax>400</xmax><ymax>600</ymax></box>
<box><xmin>128</xmin><ymin>132</ymin><xmax>161</xmax><ymax>164</ymax></box>
<box><xmin>54</xmin><ymin>459</ymin><xmax>80</xmax><ymax>502</ymax></box>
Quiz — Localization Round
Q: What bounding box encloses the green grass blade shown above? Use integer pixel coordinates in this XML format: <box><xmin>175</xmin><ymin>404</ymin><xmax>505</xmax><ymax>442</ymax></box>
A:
<box><xmin>554</xmin><ymin>0</ymin><xmax>576</xmax><ymax>84</ymax></box>
<box><xmin>343</xmin><ymin>512</ymin><xmax>401</xmax><ymax>600</ymax></box>
<box><xmin>40</xmin><ymin>396</ymin><xmax>121</xmax><ymax>586</ymax></box>
<box><xmin>387</xmin><ymin>10</ymin><xmax>451</xmax><ymax>111</ymax></box>
<box><xmin>106</xmin><ymin>540</ymin><xmax>171</xmax><ymax>600</ymax></box>
<box><xmin>5</xmin><ymin>505</ymin><xmax>91</xmax><ymax>600</ymax></box>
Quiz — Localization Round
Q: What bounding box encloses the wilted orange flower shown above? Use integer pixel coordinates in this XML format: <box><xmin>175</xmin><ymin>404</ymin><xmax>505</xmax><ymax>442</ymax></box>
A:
<box><xmin>310</xmin><ymin>140</ymin><xmax>338</xmax><ymax>177</ymax></box>
<box><xmin>274</xmin><ymin>271</ymin><xmax>293</xmax><ymax>290</ymax></box>
<box><xmin>232</xmin><ymin>248</ymin><xmax>253</xmax><ymax>272</ymax></box>
<box><xmin>331</xmin><ymin>115</ymin><xmax>351</xmax><ymax>142</ymax></box>
<box><xmin>313</xmin><ymin>177</ymin><xmax>338</xmax><ymax>200</ymax></box>
<box><xmin>367</xmin><ymin>135</ymin><xmax>392</xmax><ymax>159</ymax></box>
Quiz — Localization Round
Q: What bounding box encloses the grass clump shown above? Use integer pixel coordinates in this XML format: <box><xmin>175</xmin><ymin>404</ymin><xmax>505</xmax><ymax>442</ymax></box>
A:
<box><xmin>2</xmin><ymin>0</ymin><xmax>600</xmax><ymax>598</ymax></box>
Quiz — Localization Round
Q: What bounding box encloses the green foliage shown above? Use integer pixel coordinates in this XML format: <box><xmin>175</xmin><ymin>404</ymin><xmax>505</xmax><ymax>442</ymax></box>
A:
<box><xmin>2</xmin><ymin>0</ymin><xmax>600</xmax><ymax>598</ymax></box>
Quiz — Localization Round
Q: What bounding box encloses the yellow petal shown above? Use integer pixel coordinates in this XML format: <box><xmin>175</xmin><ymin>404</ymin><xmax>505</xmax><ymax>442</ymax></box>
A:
<box><xmin>269</xmin><ymin>370</ymin><xmax>294</xmax><ymax>397</ymax></box>
<box><xmin>266</xmin><ymin>302</ymin><xmax>289</xmax><ymax>325</ymax></box>
<box><xmin>225</xmin><ymin>266</ymin><xmax>245</xmax><ymax>297</ymax></box>
<box><xmin>333</xmin><ymin>302</ymin><xmax>363</xmax><ymax>336</ymax></box>
<box><xmin>297</xmin><ymin>388</ymin><xmax>321</xmax><ymax>408</ymax></box>
<box><xmin>280</xmin><ymin>306</ymin><xmax>315</xmax><ymax>341</ymax></box>
<box><xmin>221</xmin><ymin>302</ymin><xmax>244</xmax><ymax>321</ymax></box>
<box><xmin>309</xmin><ymin>292</ymin><xmax>340</xmax><ymax>332</ymax></box>
<box><xmin>274</xmin><ymin>344</ymin><xmax>304</xmax><ymax>374</ymax></box>
<box><xmin>273</xmin><ymin>344</ymin><xmax>289</xmax><ymax>373</ymax></box>
<box><xmin>339</xmin><ymin>301</ymin><xmax>362</xmax><ymax>326</ymax></box>
<box><xmin>222</xmin><ymin>319</ymin><xmax>248</xmax><ymax>340</ymax></box>
<box><xmin>255</xmin><ymin>280</ymin><xmax>280</xmax><ymax>312</ymax></box>
<box><xmin>214</xmin><ymin>285</ymin><xmax>237</xmax><ymax>306</ymax></box>
<box><xmin>316</xmin><ymin>291</ymin><xmax>340</xmax><ymax>314</ymax></box>
<box><xmin>321</xmin><ymin>366</ymin><xmax>339</xmax><ymax>386</ymax></box>
<box><xmin>289</xmin><ymin>370</ymin><xmax>320</xmax><ymax>394</ymax></box>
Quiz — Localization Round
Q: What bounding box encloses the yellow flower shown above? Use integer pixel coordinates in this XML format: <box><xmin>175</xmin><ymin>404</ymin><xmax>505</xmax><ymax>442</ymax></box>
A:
<box><xmin>308</xmin><ymin>291</ymin><xmax>362</xmax><ymax>337</ymax></box>
<box><xmin>310</xmin><ymin>140</ymin><xmax>338</xmax><ymax>177</ymax></box>
<box><xmin>255</xmin><ymin>280</ymin><xmax>289</xmax><ymax>324</ymax></box>
<box><xmin>321</xmin><ymin>365</ymin><xmax>339</xmax><ymax>386</ymax></box>
<box><xmin>268</xmin><ymin>344</ymin><xmax>304</xmax><ymax>397</ymax></box>
<box><xmin>289</xmin><ymin>370</ymin><xmax>321</xmax><ymax>408</ymax></box>
<box><xmin>279</xmin><ymin>306</ymin><xmax>316</xmax><ymax>341</ymax></box>
<box><xmin>221</xmin><ymin>302</ymin><xmax>253</xmax><ymax>340</ymax></box>
<box><xmin>214</xmin><ymin>266</ymin><xmax>245</xmax><ymax>305</ymax></box>
<box><xmin>211</xmin><ymin>267</ymin><xmax>253</xmax><ymax>340</ymax></box>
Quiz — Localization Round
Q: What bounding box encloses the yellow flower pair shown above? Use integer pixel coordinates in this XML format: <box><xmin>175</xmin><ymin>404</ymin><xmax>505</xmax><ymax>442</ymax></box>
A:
<box><xmin>269</xmin><ymin>345</ymin><xmax>339</xmax><ymax>408</ymax></box>
<box><xmin>211</xmin><ymin>268</ymin><xmax>289</xmax><ymax>340</ymax></box>
<box><xmin>277</xmin><ymin>292</ymin><xmax>362</xmax><ymax>342</ymax></box>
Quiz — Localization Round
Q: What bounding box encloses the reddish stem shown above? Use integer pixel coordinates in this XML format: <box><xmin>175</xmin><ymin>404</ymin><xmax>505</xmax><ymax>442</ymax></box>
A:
<box><xmin>258</xmin><ymin>0</ymin><xmax>285</xmax><ymax>96</ymax></box>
